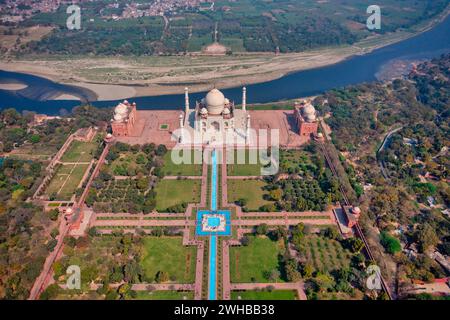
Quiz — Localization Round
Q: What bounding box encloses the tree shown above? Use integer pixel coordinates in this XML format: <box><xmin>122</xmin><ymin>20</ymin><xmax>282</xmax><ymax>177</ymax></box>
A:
<box><xmin>415</xmin><ymin>224</ymin><xmax>439</xmax><ymax>252</ymax></box>
<box><xmin>47</xmin><ymin>209</ymin><xmax>59</xmax><ymax>221</ymax></box>
<box><xmin>302</xmin><ymin>263</ymin><xmax>314</xmax><ymax>278</ymax></box>
<box><xmin>88</xmin><ymin>227</ymin><xmax>98</xmax><ymax>237</ymax></box>
<box><xmin>269</xmin><ymin>188</ymin><xmax>282</xmax><ymax>201</ymax></box>
<box><xmin>155</xmin><ymin>270</ymin><xmax>169</xmax><ymax>283</ymax></box>
<box><xmin>380</xmin><ymin>231</ymin><xmax>401</xmax><ymax>254</ymax></box>
<box><xmin>284</xmin><ymin>259</ymin><xmax>301</xmax><ymax>282</ymax></box>
<box><xmin>241</xmin><ymin>235</ymin><xmax>251</xmax><ymax>246</ymax></box>
<box><xmin>255</xmin><ymin>223</ymin><xmax>268</xmax><ymax>235</ymax></box>
<box><xmin>345</xmin><ymin>238</ymin><xmax>365</xmax><ymax>254</ymax></box>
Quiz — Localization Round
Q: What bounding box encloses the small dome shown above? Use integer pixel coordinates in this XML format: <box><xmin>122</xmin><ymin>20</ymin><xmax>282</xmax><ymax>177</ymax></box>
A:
<box><xmin>352</xmin><ymin>207</ymin><xmax>361</xmax><ymax>215</ymax></box>
<box><xmin>106</xmin><ymin>133</ymin><xmax>113</xmax><ymax>139</ymax></box>
<box><xmin>224</xmin><ymin>98</ymin><xmax>230</xmax><ymax>105</ymax></box>
<box><xmin>201</xmin><ymin>107</ymin><xmax>208</xmax><ymax>115</ymax></box>
<box><xmin>317</xmin><ymin>132</ymin><xmax>323</xmax><ymax>138</ymax></box>
<box><xmin>66</xmin><ymin>208</ymin><xmax>73</xmax><ymax>214</ymax></box>
<box><xmin>223</xmin><ymin>107</ymin><xmax>230</xmax><ymax>115</ymax></box>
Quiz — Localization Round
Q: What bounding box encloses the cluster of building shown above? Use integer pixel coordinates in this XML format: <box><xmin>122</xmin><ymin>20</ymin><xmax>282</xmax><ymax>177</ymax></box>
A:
<box><xmin>0</xmin><ymin>0</ymin><xmax>87</xmax><ymax>22</ymax></box>
<box><xmin>105</xmin><ymin>0</ymin><xmax>208</xmax><ymax>20</ymax></box>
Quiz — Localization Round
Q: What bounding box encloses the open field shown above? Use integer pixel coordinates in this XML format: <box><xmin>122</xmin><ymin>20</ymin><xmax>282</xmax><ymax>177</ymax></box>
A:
<box><xmin>154</xmin><ymin>179</ymin><xmax>201</xmax><ymax>211</ymax></box>
<box><xmin>45</xmin><ymin>163</ymin><xmax>89</xmax><ymax>200</ymax></box>
<box><xmin>140</xmin><ymin>237</ymin><xmax>197</xmax><ymax>284</ymax></box>
<box><xmin>231</xmin><ymin>290</ymin><xmax>297</xmax><ymax>300</ymax></box>
<box><xmin>230</xmin><ymin>235</ymin><xmax>284</xmax><ymax>283</ymax></box>
<box><xmin>162</xmin><ymin>149</ymin><xmax>202</xmax><ymax>176</ymax></box>
<box><xmin>59</xmin><ymin>140</ymin><xmax>97</xmax><ymax>162</ymax></box>
<box><xmin>133</xmin><ymin>290</ymin><xmax>193</xmax><ymax>300</ymax></box>
<box><xmin>228</xmin><ymin>180</ymin><xmax>274</xmax><ymax>211</ymax></box>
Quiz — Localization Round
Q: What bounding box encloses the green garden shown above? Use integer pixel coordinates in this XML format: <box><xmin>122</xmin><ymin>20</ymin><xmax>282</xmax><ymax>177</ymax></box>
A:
<box><xmin>230</xmin><ymin>235</ymin><xmax>284</xmax><ymax>283</ymax></box>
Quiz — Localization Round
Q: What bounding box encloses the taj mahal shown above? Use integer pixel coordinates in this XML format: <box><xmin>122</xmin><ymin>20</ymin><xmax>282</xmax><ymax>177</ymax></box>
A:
<box><xmin>110</xmin><ymin>86</ymin><xmax>320</xmax><ymax>148</ymax></box>
<box><xmin>179</xmin><ymin>87</ymin><xmax>252</xmax><ymax>146</ymax></box>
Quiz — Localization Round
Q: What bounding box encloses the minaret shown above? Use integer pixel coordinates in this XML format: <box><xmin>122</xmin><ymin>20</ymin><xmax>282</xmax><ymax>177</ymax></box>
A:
<box><xmin>246</xmin><ymin>113</ymin><xmax>251</xmax><ymax>138</ymax></box>
<box><xmin>242</xmin><ymin>87</ymin><xmax>247</xmax><ymax>112</ymax></box>
<box><xmin>179</xmin><ymin>113</ymin><xmax>184</xmax><ymax>142</ymax></box>
<box><xmin>185</xmin><ymin>87</ymin><xmax>190</xmax><ymax>115</ymax></box>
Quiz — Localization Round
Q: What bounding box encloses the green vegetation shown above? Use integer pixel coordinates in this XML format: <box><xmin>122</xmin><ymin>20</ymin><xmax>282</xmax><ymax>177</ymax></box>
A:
<box><xmin>0</xmin><ymin>158</ymin><xmax>55</xmax><ymax>299</ymax></box>
<box><xmin>133</xmin><ymin>290</ymin><xmax>193</xmax><ymax>300</ymax></box>
<box><xmin>18</xmin><ymin>0</ymin><xmax>449</xmax><ymax>55</ymax></box>
<box><xmin>59</xmin><ymin>140</ymin><xmax>97</xmax><ymax>162</ymax></box>
<box><xmin>161</xmin><ymin>149</ymin><xmax>202</xmax><ymax>176</ymax></box>
<box><xmin>46</xmin><ymin>163</ymin><xmax>89</xmax><ymax>201</ymax></box>
<box><xmin>230</xmin><ymin>235</ymin><xmax>284</xmax><ymax>283</ymax></box>
<box><xmin>228</xmin><ymin>179</ymin><xmax>275</xmax><ymax>212</ymax></box>
<box><xmin>318</xmin><ymin>54</ymin><xmax>450</xmax><ymax>294</ymax></box>
<box><xmin>231</xmin><ymin>290</ymin><xmax>297</xmax><ymax>300</ymax></box>
<box><xmin>227</xmin><ymin>149</ymin><xmax>264</xmax><ymax>176</ymax></box>
<box><xmin>296</xmin><ymin>235</ymin><xmax>352</xmax><ymax>274</ymax></box>
<box><xmin>140</xmin><ymin>237</ymin><xmax>196</xmax><ymax>283</ymax></box>
<box><xmin>154</xmin><ymin>179</ymin><xmax>201</xmax><ymax>212</ymax></box>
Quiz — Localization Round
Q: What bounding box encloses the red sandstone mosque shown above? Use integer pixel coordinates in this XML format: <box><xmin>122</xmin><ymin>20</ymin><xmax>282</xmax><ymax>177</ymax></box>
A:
<box><xmin>111</xmin><ymin>100</ymin><xmax>137</xmax><ymax>136</ymax></box>
<box><xmin>294</xmin><ymin>100</ymin><xmax>319</xmax><ymax>137</ymax></box>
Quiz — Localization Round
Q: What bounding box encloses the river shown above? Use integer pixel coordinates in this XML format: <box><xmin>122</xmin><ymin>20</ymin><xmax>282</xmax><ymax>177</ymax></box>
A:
<box><xmin>0</xmin><ymin>15</ymin><xmax>449</xmax><ymax>115</ymax></box>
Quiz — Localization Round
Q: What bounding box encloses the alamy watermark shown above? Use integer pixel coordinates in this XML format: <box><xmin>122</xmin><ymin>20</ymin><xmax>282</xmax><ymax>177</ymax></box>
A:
<box><xmin>366</xmin><ymin>264</ymin><xmax>382</xmax><ymax>290</ymax></box>
<box><xmin>66</xmin><ymin>5</ymin><xmax>81</xmax><ymax>30</ymax></box>
<box><xmin>66</xmin><ymin>265</ymin><xmax>81</xmax><ymax>290</ymax></box>
<box><xmin>367</xmin><ymin>5</ymin><xmax>381</xmax><ymax>30</ymax></box>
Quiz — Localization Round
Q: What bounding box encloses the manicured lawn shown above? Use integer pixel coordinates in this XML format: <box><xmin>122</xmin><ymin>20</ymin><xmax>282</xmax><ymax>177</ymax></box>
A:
<box><xmin>133</xmin><ymin>290</ymin><xmax>193</xmax><ymax>300</ymax></box>
<box><xmin>140</xmin><ymin>237</ymin><xmax>196</xmax><ymax>283</ymax></box>
<box><xmin>46</xmin><ymin>163</ymin><xmax>89</xmax><ymax>200</ymax></box>
<box><xmin>230</xmin><ymin>235</ymin><xmax>284</xmax><ymax>283</ymax></box>
<box><xmin>227</xmin><ymin>149</ymin><xmax>264</xmax><ymax>176</ymax></box>
<box><xmin>155</xmin><ymin>179</ymin><xmax>201</xmax><ymax>211</ymax></box>
<box><xmin>60</xmin><ymin>140</ymin><xmax>97</xmax><ymax>162</ymax></box>
<box><xmin>228</xmin><ymin>180</ymin><xmax>275</xmax><ymax>211</ymax></box>
<box><xmin>162</xmin><ymin>149</ymin><xmax>202</xmax><ymax>176</ymax></box>
<box><xmin>231</xmin><ymin>290</ymin><xmax>297</xmax><ymax>300</ymax></box>
<box><xmin>297</xmin><ymin>235</ymin><xmax>352</xmax><ymax>273</ymax></box>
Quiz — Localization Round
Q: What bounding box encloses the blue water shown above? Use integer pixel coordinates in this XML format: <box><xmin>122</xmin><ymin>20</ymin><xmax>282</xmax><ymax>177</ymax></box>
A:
<box><xmin>196</xmin><ymin>210</ymin><xmax>231</xmax><ymax>236</ymax></box>
<box><xmin>208</xmin><ymin>217</ymin><xmax>221</xmax><ymax>228</ymax></box>
<box><xmin>208</xmin><ymin>149</ymin><xmax>218</xmax><ymax>300</ymax></box>
<box><xmin>208</xmin><ymin>234</ymin><xmax>217</xmax><ymax>300</ymax></box>
<box><xmin>0</xmin><ymin>15</ymin><xmax>449</xmax><ymax>114</ymax></box>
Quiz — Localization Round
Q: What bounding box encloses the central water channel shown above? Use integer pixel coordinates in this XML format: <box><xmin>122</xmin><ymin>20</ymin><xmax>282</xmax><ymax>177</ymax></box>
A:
<box><xmin>208</xmin><ymin>149</ymin><xmax>218</xmax><ymax>300</ymax></box>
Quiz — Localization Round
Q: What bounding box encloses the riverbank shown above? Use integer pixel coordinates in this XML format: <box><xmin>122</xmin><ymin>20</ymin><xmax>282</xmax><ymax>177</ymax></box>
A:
<box><xmin>0</xmin><ymin>8</ymin><xmax>448</xmax><ymax>101</ymax></box>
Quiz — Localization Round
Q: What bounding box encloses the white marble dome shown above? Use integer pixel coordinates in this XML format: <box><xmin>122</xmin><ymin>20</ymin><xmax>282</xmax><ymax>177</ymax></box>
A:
<box><xmin>115</xmin><ymin>103</ymin><xmax>128</xmax><ymax>115</ymax></box>
<box><xmin>201</xmin><ymin>107</ymin><xmax>208</xmax><ymax>115</ymax></box>
<box><xmin>205</xmin><ymin>89</ymin><xmax>225</xmax><ymax>115</ymax></box>
<box><xmin>303</xmin><ymin>104</ymin><xmax>316</xmax><ymax>115</ymax></box>
<box><xmin>223</xmin><ymin>107</ymin><xmax>230</xmax><ymax>115</ymax></box>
